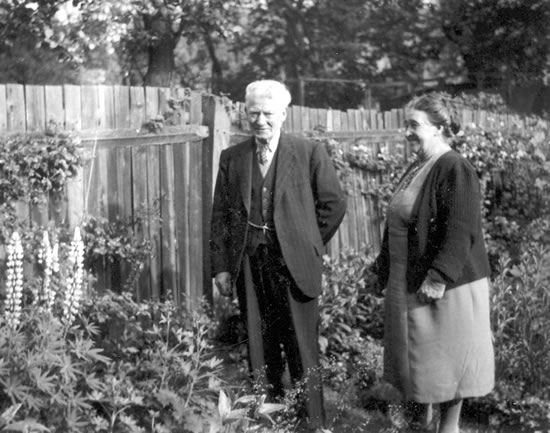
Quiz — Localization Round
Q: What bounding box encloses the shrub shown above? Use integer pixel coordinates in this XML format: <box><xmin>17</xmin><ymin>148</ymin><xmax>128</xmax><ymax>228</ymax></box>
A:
<box><xmin>0</xmin><ymin>308</ymin><xmax>108</xmax><ymax>432</ymax></box>
<box><xmin>319</xmin><ymin>249</ymin><xmax>387</xmax><ymax>402</ymax></box>
<box><xmin>478</xmin><ymin>243</ymin><xmax>550</xmax><ymax>429</ymax></box>
<box><xmin>81</xmin><ymin>291</ymin><xmax>226</xmax><ymax>433</ymax></box>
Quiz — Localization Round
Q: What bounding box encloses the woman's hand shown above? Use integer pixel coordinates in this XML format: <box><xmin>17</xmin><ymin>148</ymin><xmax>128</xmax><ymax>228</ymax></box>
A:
<box><xmin>215</xmin><ymin>272</ymin><xmax>233</xmax><ymax>297</ymax></box>
<box><xmin>416</xmin><ymin>276</ymin><xmax>446</xmax><ymax>304</ymax></box>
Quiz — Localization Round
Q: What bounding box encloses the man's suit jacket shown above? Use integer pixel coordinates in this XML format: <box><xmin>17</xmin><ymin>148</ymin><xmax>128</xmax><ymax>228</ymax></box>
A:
<box><xmin>210</xmin><ymin>133</ymin><xmax>347</xmax><ymax>299</ymax></box>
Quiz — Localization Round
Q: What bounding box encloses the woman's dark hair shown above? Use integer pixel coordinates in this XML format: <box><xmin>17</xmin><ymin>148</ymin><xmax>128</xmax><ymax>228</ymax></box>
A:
<box><xmin>405</xmin><ymin>92</ymin><xmax>461</xmax><ymax>138</ymax></box>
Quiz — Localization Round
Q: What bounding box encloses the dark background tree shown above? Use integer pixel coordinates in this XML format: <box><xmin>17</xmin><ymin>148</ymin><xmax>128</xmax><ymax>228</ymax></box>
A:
<box><xmin>0</xmin><ymin>0</ymin><xmax>549</xmax><ymax>112</ymax></box>
<box><xmin>440</xmin><ymin>0</ymin><xmax>550</xmax><ymax>89</ymax></box>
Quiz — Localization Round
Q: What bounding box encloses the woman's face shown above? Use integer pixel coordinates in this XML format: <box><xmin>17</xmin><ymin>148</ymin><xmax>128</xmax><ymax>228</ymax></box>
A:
<box><xmin>404</xmin><ymin>109</ymin><xmax>444</xmax><ymax>155</ymax></box>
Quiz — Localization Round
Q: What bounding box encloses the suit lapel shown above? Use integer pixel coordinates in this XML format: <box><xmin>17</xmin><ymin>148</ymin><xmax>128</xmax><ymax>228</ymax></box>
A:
<box><xmin>274</xmin><ymin>133</ymin><xmax>296</xmax><ymax>207</ymax></box>
<box><xmin>238</xmin><ymin>138</ymin><xmax>254</xmax><ymax>213</ymax></box>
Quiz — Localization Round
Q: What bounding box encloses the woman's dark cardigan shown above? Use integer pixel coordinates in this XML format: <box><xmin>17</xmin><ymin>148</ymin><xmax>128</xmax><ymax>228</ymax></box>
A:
<box><xmin>373</xmin><ymin>150</ymin><xmax>491</xmax><ymax>293</ymax></box>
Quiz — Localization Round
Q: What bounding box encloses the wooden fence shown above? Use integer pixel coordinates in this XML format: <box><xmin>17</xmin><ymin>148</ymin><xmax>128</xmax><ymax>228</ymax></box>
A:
<box><xmin>0</xmin><ymin>84</ymin><xmax>534</xmax><ymax>307</ymax></box>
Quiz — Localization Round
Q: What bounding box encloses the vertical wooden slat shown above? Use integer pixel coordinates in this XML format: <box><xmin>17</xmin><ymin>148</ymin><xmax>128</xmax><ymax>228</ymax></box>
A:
<box><xmin>25</xmin><ymin>85</ymin><xmax>46</xmax><ymax>131</ymax></box>
<box><xmin>114</xmin><ymin>85</ymin><xmax>130</xmax><ymax>129</ymax></box>
<box><xmin>190</xmin><ymin>91</ymin><xmax>203</xmax><ymax>124</ymax></box>
<box><xmin>386</xmin><ymin>109</ymin><xmax>393</xmax><ymax>129</ymax></box>
<box><xmin>175</xmin><ymin>142</ymin><xmax>190</xmax><ymax>306</ymax></box>
<box><xmin>64</xmin><ymin>85</ymin><xmax>82</xmax><ymax>131</ymax></box>
<box><xmin>332</xmin><ymin>110</ymin><xmax>342</xmax><ymax>132</ymax></box>
<box><xmin>369</xmin><ymin>110</ymin><xmax>377</xmax><ymax>129</ymax></box>
<box><xmin>325</xmin><ymin>110</ymin><xmax>333</xmax><ymax>132</ymax></box>
<box><xmin>130</xmin><ymin>86</ymin><xmax>146</xmax><ymax>130</ymax></box>
<box><xmin>100</xmin><ymin>85</ymin><xmax>116</xmax><ymax>129</ymax></box>
<box><xmin>347</xmin><ymin>109</ymin><xmax>357</xmax><ymax>131</ymax></box>
<box><xmin>160</xmin><ymin>144</ymin><xmax>178</xmax><ymax>303</ymax></box>
<box><xmin>188</xmin><ymin>140</ymin><xmax>203</xmax><ymax>308</ymax></box>
<box><xmin>291</xmin><ymin>106</ymin><xmax>302</xmax><ymax>133</ymax></box>
<box><xmin>340</xmin><ymin>111</ymin><xmax>349</xmax><ymax>131</ymax></box>
<box><xmin>308</xmin><ymin>108</ymin><xmax>318</xmax><ymax>131</ymax></box>
<box><xmin>146</xmin><ymin>146</ymin><xmax>161</xmax><ymax>299</ymax></box>
<box><xmin>27</xmin><ymin>86</ymin><xmax>52</xmax><ymax>251</ymax></box>
<box><xmin>81</xmin><ymin>85</ymin><xmax>100</xmax><ymax>130</ymax></box>
<box><xmin>132</xmin><ymin>145</ymin><xmax>151</xmax><ymax>300</ymax></box>
<box><xmin>6</xmin><ymin>84</ymin><xmax>26</xmax><ymax>132</ymax></box>
<box><xmin>376</xmin><ymin>112</ymin><xmax>384</xmax><ymax>129</ymax></box>
<box><xmin>301</xmin><ymin>106</ymin><xmax>310</xmax><ymax>131</ymax></box>
<box><xmin>359</xmin><ymin>109</ymin><xmax>368</xmax><ymax>131</ymax></box>
<box><xmin>114</xmin><ymin>146</ymin><xmax>133</xmax><ymax>290</ymax></box>
<box><xmin>318</xmin><ymin>109</ymin><xmax>328</xmax><ymax>132</ymax></box>
<box><xmin>44</xmin><ymin>85</ymin><xmax>64</xmax><ymax>129</ymax></box>
<box><xmin>6</xmin><ymin>84</ymin><xmax>30</xmax><ymax>223</ymax></box>
<box><xmin>158</xmin><ymin>87</ymin><xmax>171</xmax><ymax>120</ymax></box>
<box><xmin>145</xmin><ymin>86</ymin><xmax>160</xmax><ymax>121</ymax></box>
<box><xmin>0</xmin><ymin>85</ymin><xmax>7</xmax><ymax>132</ymax></box>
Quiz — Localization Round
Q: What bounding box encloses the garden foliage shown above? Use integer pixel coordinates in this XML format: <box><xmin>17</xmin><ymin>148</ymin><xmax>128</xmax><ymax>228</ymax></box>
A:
<box><xmin>1</xmin><ymin>102</ymin><xmax>550</xmax><ymax>431</ymax></box>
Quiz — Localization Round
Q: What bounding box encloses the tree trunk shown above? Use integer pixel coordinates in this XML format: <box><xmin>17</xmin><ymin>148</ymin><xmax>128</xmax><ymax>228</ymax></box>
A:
<box><xmin>203</xmin><ymin>31</ymin><xmax>223</xmax><ymax>94</ymax></box>
<box><xmin>143</xmin><ymin>14</ymin><xmax>177</xmax><ymax>87</ymax></box>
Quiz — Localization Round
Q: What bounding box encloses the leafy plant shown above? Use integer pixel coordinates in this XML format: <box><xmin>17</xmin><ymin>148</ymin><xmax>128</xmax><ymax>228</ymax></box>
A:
<box><xmin>0</xmin><ymin>308</ymin><xmax>109</xmax><ymax>431</ymax></box>
<box><xmin>478</xmin><ymin>243</ymin><xmax>550</xmax><ymax>429</ymax></box>
<box><xmin>81</xmin><ymin>291</ymin><xmax>226</xmax><ymax>432</ymax></box>
<box><xmin>81</xmin><ymin>215</ymin><xmax>154</xmax><ymax>292</ymax></box>
<box><xmin>0</xmin><ymin>129</ymin><xmax>81</xmax><ymax>206</ymax></box>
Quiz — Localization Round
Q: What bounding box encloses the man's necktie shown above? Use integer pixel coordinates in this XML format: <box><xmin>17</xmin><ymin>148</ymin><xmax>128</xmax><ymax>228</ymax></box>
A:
<box><xmin>257</xmin><ymin>144</ymin><xmax>269</xmax><ymax>165</ymax></box>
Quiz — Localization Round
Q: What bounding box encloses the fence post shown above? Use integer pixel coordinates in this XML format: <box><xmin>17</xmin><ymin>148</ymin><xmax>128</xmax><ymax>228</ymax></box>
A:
<box><xmin>201</xmin><ymin>95</ymin><xmax>231</xmax><ymax>306</ymax></box>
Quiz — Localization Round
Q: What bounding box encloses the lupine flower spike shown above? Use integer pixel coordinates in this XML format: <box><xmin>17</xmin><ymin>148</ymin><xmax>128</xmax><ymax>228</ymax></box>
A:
<box><xmin>38</xmin><ymin>231</ymin><xmax>56</xmax><ymax>311</ymax></box>
<box><xmin>4</xmin><ymin>231</ymin><xmax>24</xmax><ymax>328</ymax></box>
<box><xmin>63</xmin><ymin>227</ymin><xmax>85</xmax><ymax>325</ymax></box>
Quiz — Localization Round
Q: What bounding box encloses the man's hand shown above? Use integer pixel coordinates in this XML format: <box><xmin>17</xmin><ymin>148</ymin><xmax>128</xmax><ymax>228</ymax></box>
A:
<box><xmin>215</xmin><ymin>272</ymin><xmax>233</xmax><ymax>297</ymax></box>
<box><xmin>416</xmin><ymin>277</ymin><xmax>446</xmax><ymax>304</ymax></box>
<box><xmin>365</xmin><ymin>271</ymin><xmax>384</xmax><ymax>296</ymax></box>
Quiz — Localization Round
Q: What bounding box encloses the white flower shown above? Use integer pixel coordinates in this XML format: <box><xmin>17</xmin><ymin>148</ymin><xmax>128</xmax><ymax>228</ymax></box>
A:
<box><xmin>62</xmin><ymin>227</ymin><xmax>85</xmax><ymax>324</ymax></box>
<box><xmin>4</xmin><ymin>232</ymin><xmax>24</xmax><ymax>328</ymax></box>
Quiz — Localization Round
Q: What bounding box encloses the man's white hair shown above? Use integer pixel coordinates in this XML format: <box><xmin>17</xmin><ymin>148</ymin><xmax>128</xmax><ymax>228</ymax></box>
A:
<box><xmin>245</xmin><ymin>80</ymin><xmax>292</xmax><ymax>108</ymax></box>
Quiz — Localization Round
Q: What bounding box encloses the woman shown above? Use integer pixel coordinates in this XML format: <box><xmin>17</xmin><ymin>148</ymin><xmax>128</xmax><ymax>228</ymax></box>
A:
<box><xmin>372</xmin><ymin>93</ymin><xmax>494</xmax><ymax>433</ymax></box>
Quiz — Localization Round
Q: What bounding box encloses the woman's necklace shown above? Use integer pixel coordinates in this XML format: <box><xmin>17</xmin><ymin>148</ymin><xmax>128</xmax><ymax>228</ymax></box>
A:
<box><xmin>395</xmin><ymin>157</ymin><xmax>427</xmax><ymax>193</ymax></box>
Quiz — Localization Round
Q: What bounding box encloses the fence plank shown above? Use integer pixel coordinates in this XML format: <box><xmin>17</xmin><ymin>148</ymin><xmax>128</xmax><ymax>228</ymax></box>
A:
<box><xmin>81</xmin><ymin>85</ymin><xmax>100</xmax><ymax>130</ymax></box>
<box><xmin>317</xmin><ymin>109</ymin><xmax>328</xmax><ymax>132</ymax></box>
<box><xmin>114</xmin><ymin>85</ymin><xmax>130</xmax><ymax>129</ymax></box>
<box><xmin>174</xmin><ymin>141</ymin><xmax>190</xmax><ymax>306</ymax></box>
<box><xmin>301</xmin><ymin>106</ymin><xmax>310</xmax><ymax>131</ymax></box>
<box><xmin>190</xmin><ymin>91</ymin><xmax>203</xmax><ymax>124</ymax></box>
<box><xmin>131</xmin><ymin>145</ymin><xmax>151</xmax><ymax>300</ymax></box>
<box><xmin>101</xmin><ymin>85</ymin><xmax>116</xmax><ymax>129</ymax></box>
<box><xmin>113</xmin><ymin>146</ymin><xmax>133</xmax><ymax>290</ymax></box>
<box><xmin>146</xmin><ymin>146</ymin><xmax>161</xmax><ymax>299</ymax></box>
<box><xmin>130</xmin><ymin>86</ymin><xmax>146</xmax><ymax>130</ymax></box>
<box><xmin>188</xmin><ymin>140</ymin><xmax>203</xmax><ymax>309</ymax></box>
<box><xmin>145</xmin><ymin>86</ymin><xmax>160</xmax><ymax>122</ymax></box>
<box><xmin>64</xmin><ymin>85</ymin><xmax>82</xmax><ymax>130</ymax></box>
<box><xmin>44</xmin><ymin>85</ymin><xmax>64</xmax><ymax>129</ymax></box>
<box><xmin>340</xmin><ymin>111</ymin><xmax>349</xmax><ymax>131</ymax></box>
<box><xmin>0</xmin><ymin>85</ymin><xmax>7</xmax><ymax>132</ymax></box>
<box><xmin>331</xmin><ymin>110</ymin><xmax>342</xmax><ymax>132</ymax></box>
<box><xmin>160</xmin><ymin>144</ymin><xmax>178</xmax><ymax>303</ymax></box>
<box><xmin>291</xmin><ymin>106</ymin><xmax>302</xmax><ymax>132</ymax></box>
<box><xmin>6</xmin><ymin>84</ymin><xmax>26</xmax><ymax>132</ymax></box>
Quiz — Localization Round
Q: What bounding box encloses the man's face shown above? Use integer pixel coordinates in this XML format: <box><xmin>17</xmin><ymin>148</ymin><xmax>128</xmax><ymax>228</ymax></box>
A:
<box><xmin>246</xmin><ymin>96</ymin><xmax>287</xmax><ymax>144</ymax></box>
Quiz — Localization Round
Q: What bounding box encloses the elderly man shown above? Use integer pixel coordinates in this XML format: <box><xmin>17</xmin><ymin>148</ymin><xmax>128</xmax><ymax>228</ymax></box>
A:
<box><xmin>210</xmin><ymin>79</ymin><xmax>346</xmax><ymax>432</ymax></box>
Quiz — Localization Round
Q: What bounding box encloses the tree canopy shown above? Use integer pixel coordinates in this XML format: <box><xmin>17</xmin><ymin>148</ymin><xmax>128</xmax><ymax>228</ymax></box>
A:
<box><xmin>0</xmin><ymin>0</ymin><xmax>549</xmax><ymax>109</ymax></box>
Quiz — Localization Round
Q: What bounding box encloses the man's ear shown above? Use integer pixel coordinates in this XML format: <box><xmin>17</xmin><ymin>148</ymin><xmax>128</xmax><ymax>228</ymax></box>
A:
<box><xmin>282</xmin><ymin>108</ymin><xmax>288</xmax><ymax>121</ymax></box>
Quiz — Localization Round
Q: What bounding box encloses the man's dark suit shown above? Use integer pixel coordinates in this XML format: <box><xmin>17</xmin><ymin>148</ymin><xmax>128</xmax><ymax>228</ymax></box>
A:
<box><xmin>210</xmin><ymin>133</ymin><xmax>346</xmax><ymax>429</ymax></box>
